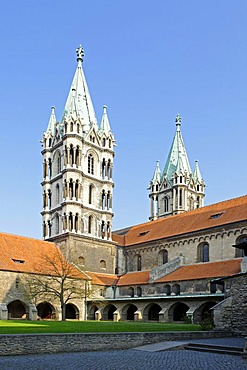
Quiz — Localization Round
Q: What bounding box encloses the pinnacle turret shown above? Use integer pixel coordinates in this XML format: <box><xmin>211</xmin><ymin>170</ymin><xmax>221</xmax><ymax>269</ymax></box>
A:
<box><xmin>46</xmin><ymin>106</ymin><xmax>56</xmax><ymax>136</ymax></box>
<box><xmin>99</xmin><ymin>105</ymin><xmax>112</xmax><ymax>136</ymax></box>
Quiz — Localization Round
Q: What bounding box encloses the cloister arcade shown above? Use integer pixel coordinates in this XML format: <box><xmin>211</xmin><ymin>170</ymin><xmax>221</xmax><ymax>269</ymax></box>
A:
<box><xmin>87</xmin><ymin>298</ymin><xmax>217</xmax><ymax>324</ymax></box>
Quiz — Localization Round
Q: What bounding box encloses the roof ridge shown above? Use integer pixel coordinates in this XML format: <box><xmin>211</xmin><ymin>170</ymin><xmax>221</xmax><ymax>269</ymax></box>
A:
<box><xmin>0</xmin><ymin>231</ymin><xmax>55</xmax><ymax>244</ymax></box>
<box><xmin>113</xmin><ymin>194</ymin><xmax>247</xmax><ymax>233</ymax></box>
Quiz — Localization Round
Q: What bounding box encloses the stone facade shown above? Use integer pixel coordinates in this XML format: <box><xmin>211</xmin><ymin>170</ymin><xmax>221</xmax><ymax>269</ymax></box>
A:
<box><xmin>213</xmin><ymin>268</ymin><xmax>247</xmax><ymax>336</ymax></box>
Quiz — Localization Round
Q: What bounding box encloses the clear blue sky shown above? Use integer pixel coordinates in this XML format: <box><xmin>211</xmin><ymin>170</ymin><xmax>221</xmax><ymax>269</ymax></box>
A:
<box><xmin>0</xmin><ymin>1</ymin><xmax>246</xmax><ymax>238</ymax></box>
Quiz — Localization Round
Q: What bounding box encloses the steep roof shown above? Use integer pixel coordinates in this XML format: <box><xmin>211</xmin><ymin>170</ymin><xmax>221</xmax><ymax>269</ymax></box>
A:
<box><xmin>155</xmin><ymin>258</ymin><xmax>242</xmax><ymax>283</ymax></box>
<box><xmin>0</xmin><ymin>232</ymin><xmax>87</xmax><ymax>280</ymax></box>
<box><xmin>63</xmin><ymin>45</ymin><xmax>97</xmax><ymax>131</ymax></box>
<box><xmin>162</xmin><ymin>114</ymin><xmax>192</xmax><ymax>181</ymax></box>
<box><xmin>112</xmin><ymin>195</ymin><xmax>247</xmax><ymax>247</ymax></box>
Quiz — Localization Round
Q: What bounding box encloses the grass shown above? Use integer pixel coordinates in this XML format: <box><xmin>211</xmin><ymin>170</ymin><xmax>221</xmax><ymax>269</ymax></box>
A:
<box><xmin>0</xmin><ymin>320</ymin><xmax>201</xmax><ymax>334</ymax></box>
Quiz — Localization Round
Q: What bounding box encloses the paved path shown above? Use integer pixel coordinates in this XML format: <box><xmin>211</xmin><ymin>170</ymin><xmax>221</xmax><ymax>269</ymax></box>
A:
<box><xmin>0</xmin><ymin>348</ymin><xmax>247</xmax><ymax>370</ymax></box>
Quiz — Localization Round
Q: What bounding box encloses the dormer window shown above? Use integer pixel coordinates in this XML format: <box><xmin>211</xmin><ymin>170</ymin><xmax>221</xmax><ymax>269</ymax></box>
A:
<box><xmin>139</xmin><ymin>231</ymin><xmax>149</xmax><ymax>236</ymax></box>
<box><xmin>12</xmin><ymin>259</ymin><xmax>25</xmax><ymax>264</ymax></box>
<box><xmin>210</xmin><ymin>212</ymin><xmax>223</xmax><ymax>219</ymax></box>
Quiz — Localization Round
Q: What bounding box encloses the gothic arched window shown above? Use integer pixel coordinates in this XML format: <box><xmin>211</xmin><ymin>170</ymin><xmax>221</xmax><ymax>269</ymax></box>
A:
<box><xmin>89</xmin><ymin>185</ymin><xmax>93</xmax><ymax>204</ymax></box>
<box><xmin>88</xmin><ymin>154</ymin><xmax>94</xmax><ymax>175</ymax></box>
<box><xmin>137</xmin><ymin>255</ymin><xmax>142</xmax><ymax>271</ymax></box>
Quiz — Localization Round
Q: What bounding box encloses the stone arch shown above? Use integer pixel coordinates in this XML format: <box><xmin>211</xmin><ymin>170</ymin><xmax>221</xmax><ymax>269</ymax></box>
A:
<box><xmin>143</xmin><ymin>303</ymin><xmax>162</xmax><ymax>321</ymax></box>
<box><xmin>65</xmin><ymin>303</ymin><xmax>79</xmax><ymax>320</ymax></box>
<box><xmin>193</xmin><ymin>301</ymin><xmax>216</xmax><ymax>324</ymax></box>
<box><xmin>37</xmin><ymin>302</ymin><xmax>56</xmax><ymax>319</ymax></box>
<box><xmin>102</xmin><ymin>304</ymin><xmax>117</xmax><ymax>321</ymax></box>
<box><xmin>168</xmin><ymin>302</ymin><xmax>189</xmax><ymax>322</ymax></box>
<box><xmin>235</xmin><ymin>235</ymin><xmax>247</xmax><ymax>257</ymax></box>
<box><xmin>121</xmin><ymin>304</ymin><xmax>138</xmax><ymax>321</ymax></box>
<box><xmin>7</xmin><ymin>300</ymin><xmax>27</xmax><ymax>319</ymax></box>
<box><xmin>88</xmin><ymin>305</ymin><xmax>99</xmax><ymax>320</ymax></box>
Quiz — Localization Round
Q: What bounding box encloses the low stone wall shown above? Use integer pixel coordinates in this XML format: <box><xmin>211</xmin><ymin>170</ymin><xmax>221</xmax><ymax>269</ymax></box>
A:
<box><xmin>0</xmin><ymin>331</ymin><xmax>233</xmax><ymax>356</ymax></box>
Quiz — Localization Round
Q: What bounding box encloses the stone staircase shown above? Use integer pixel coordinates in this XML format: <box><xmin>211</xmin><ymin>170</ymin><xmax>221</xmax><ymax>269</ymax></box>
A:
<box><xmin>184</xmin><ymin>342</ymin><xmax>244</xmax><ymax>356</ymax></box>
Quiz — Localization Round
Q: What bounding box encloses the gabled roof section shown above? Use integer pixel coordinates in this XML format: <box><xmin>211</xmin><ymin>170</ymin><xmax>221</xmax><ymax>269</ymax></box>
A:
<box><xmin>62</xmin><ymin>45</ymin><xmax>97</xmax><ymax>132</ymax></box>
<box><xmin>0</xmin><ymin>232</ymin><xmax>88</xmax><ymax>280</ymax></box>
<box><xmin>155</xmin><ymin>259</ymin><xmax>242</xmax><ymax>283</ymax></box>
<box><xmin>162</xmin><ymin>114</ymin><xmax>192</xmax><ymax>181</ymax></box>
<box><xmin>113</xmin><ymin>195</ymin><xmax>247</xmax><ymax>247</ymax></box>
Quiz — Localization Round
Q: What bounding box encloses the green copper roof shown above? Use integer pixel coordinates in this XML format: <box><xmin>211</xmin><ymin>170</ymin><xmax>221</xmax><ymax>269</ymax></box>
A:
<box><xmin>162</xmin><ymin>114</ymin><xmax>192</xmax><ymax>181</ymax></box>
<box><xmin>63</xmin><ymin>46</ymin><xmax>97</xmax><ymax>132</ymax></box>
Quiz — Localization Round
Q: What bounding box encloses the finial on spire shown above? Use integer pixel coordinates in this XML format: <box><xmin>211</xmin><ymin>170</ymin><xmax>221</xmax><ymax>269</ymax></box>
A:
<box><xmin>103</xmin><ymin>105</ymin><xmax>108</xmax><ymax>113</ymax></box>
<box><xmin>175</xmin><ymin>113</ymin><xmax>182</xmax><ymax>131</ymax></box>
<box><xmin>76</xmin><ymin>45</ymin><xmax>84</xmax><ymax>62</ymax></box>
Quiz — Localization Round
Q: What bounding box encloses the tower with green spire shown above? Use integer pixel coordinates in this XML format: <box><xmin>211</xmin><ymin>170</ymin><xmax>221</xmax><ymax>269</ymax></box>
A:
<box><xmin>149</xmin><ymin>114</ymin><xmax>205</xmax><ymax>220</ymax></box>
<box><xmin>41</xmin><ymin>46</ymin><xmax>116</xmax><ymax>273</ymax></box>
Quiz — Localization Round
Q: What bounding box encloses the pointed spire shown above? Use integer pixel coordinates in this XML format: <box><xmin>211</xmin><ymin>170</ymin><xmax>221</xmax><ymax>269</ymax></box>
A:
<box><xmin>99</xmin><ymin>105</ymin><xmax>112</xmax><ymax>136</ymax></box>
<box><xmin>46</xmin><ymin>106</ymin><xmax>56</xmax><ymax>135</ymax></box>
<box><xmin>193</xmin><ymin>160</ymin><xmax>203</xmax><ymax>183</ymax></box>
<box><xmin>162</xmin><ymin>114</ymin><xmax>192</xmax><ymax>181</ymax></box>
<box><xmin>63</xmin><ymin>45</ymin><xmax>97</xmax><ymax>132</ymax></box>
<box><xmin>151</xmin><ymin>161</ymin><xmax>161</xmax><ymax>184</ymax></box>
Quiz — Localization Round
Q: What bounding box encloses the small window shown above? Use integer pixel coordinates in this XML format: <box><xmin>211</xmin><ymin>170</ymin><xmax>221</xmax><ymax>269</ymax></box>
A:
<box><xmin>12</xmin><ymin>259</ymin><xmax>25</xmax><ymax>264</ymax></box>
<box><xmin>210</xmin><ymin>213</ymin><xmax>223</xmax><ymax>219</ymax></box>
<box><xmin>78</xmin><ymin>256</ymin><xmax>85</xmax><ymax>266</ymax></box>
<box><xmin>100</xmin><ymin>260</ymin><xmax>106</xmax><ymax>269</ymax></box>
<box><xmin>139</xmin><ymin>231</ymin><xmax>149</xmax><ymax>236</ymax></box>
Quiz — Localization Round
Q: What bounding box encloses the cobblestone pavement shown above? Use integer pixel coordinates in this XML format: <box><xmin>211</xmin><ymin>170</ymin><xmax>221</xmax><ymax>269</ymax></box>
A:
<box><xmin>0</xmin><ymin>349</ymin><xmax>247</xmax><ymax>370</ymax></box>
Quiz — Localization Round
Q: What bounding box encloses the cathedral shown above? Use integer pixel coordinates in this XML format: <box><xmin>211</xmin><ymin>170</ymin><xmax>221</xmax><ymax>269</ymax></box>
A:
<box><xmin>0</xmin><ymin>46</ymin><xmax>246</xmax><ymax>333</ymax></box>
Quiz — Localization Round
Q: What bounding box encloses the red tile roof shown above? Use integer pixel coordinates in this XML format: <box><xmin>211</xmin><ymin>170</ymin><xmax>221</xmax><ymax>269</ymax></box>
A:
<box><xmin>117</xmin><ymin>271</ymin><xmax>150</xmax><ymax>286</ymax></box>
<box><xmin>87</xmin><ymin>272</ymin><xmax>119</xmax><ymax>286</ymax></box>
<box><xmin>113</xmin><ymin>195</ymin><xmax>247</xmax><ymax>247</ymax></box>
<box><xmin>155</xmin><ymin>258</ymin><xmax>242</xmax><ymax>283</ymax></box>
<box><xmin>0</xmin><ymin>232</ymin><xmax>87</xmax><ymax>280</ymax></box>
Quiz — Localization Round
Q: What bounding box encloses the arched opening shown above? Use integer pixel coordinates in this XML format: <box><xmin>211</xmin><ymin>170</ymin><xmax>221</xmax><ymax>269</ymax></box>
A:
<box><xmin>127</xmin><ymin>304</ymin><xmax>137</xmax><ymax>320</ymax></box>
<box><xmin>235</xmin><ymin>235</ymin><xmax>247</xmax><ymax>257</ymax></box>
<box><xmin>65</xmin><ymin>303</ymin><xmax>79</xmax><ymax>320</ymax></box>
<box><xmin>7</xmin><ymin>300</ymin><xmax>26</xmax><ymax>319</ymax></box>
<box><xmin>100</xmin><ymin>260</ymin><xmax>106</xmax><ymax>269</ymax></box>
<box><xmin>88</xmin><ymin>305</ymin><xmax>99</xmax><ymax>320</ymax></box>
<box><xmin>135</xmin><ymin>254</ymin><xmax>142</xmax><ymax>271</ymax></box>
<box><xmin>147</xmin><ymin>303</ymin><xmax>162</xmax><ymax>321</ymax></box>
<box><xmin>163</xmin><ymin>284</ymin><xmax>171</xmax><ymax>296</ymax></box>
<box><xmin>137</xmin><ymin>286</ymin><xmax>142</xmax><ymax>297</ymax></box>
<box><xmin>197</xmin><ymin>242</ymin><xmax>209</xmax><ymax>262</ymax></box>
<box><xmin>37</xmin><ymin>302</ymin><xmax>56</xmax><ymax>319</ymax></box>
<box><xmin>78</xmin><ymin>256</ymin><xmax>85</xmax><ymax>266</ymax></box>
<box><xmin>172</xmin><ymin>283</ymin><xmax>181</xmax><ymax>295</ymax></box>
<box><xmin>128</xmin><ymin>287</ymin><xmax>134</xmax><ymax>297</ymax></box>
<box><xmin>102</xmin><ymin>304</ymin><xmax>117</xmax><ymax>321</ymax></box>
<box><xmin>194</xmin><ymin>301</ymin><xmax>216</xmax><ymax>324</ymax></box>
<box><xmin>170</xmin><ymin>302</ymin><xmax>189</xmax><ymax>322</ymax></box>
<box><xmin>88</xmin><ymin>154</ymin><xmax>94</xmax><ymax>175</ymax></box>
<box><xmin>158</xmin><ymin>249</ymin><xmax>168</xmax><ymax>265</ymax></box>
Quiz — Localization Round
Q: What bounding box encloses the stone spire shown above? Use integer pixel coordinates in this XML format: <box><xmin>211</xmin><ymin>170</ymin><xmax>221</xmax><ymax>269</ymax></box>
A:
<box><xmin>151</xmin><ymin>161</ymin><xmax>161</xmax><ymax>184</ymax></box>
<box><xmin>63</xmin><ymin>45</ymin><xmax>98</xmax><ymax>132</ymax></box>
<box><xmin>162</xmin><ymin>114</ymin><xmax>191</xmax><ymax>181</ymax></box>
<box><xmin>99</xmin><ymin>105</ymin><xmax>112</xmax><ymax>136</ymax></box>
<box><xmin>193</xmin><ymin>160</ymin><xmax>203</xmax><ymax>183</ymax></box>
<box><xmin>46</xmin><ymin>106</ymin><xmax>56</xmax><ymax>136</ymax></box>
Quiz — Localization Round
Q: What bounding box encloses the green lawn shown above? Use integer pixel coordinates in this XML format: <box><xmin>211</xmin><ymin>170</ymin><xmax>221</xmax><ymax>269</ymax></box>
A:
<box><xmin>0</xmin><ymin>320</ymin><xmax>201</xmax><ymax>334</ymax></box>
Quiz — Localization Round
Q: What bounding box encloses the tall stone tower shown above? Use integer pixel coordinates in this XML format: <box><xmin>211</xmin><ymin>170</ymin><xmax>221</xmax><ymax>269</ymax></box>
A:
<box><xmin>149</xmin><ymin>114</ymin><xmax>205</xmax><ymax>220</ymax></box>
<box><xmin>41</xmin><ymin>46</ymin><xmax>116</xmax><ymax>274</ymax></box>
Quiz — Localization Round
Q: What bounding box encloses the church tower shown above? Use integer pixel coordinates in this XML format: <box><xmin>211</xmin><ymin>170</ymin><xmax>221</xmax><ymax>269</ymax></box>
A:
<box><xmin>41</xmin><ymin>46</ymin><xmax>116</xmax><ymax>273</ymax></box>
<box><xmin>149</xmin><ymin>114</ymin><xmax>205</xmax><ymax>220</ymax></box>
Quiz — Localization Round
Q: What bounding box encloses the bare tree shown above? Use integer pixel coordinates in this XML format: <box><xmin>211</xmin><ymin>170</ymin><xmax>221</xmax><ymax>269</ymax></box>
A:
<box><xmin>25</xmin><ymin>248</ymin><xmax>90</xmax><ymax>321</ymax></box>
